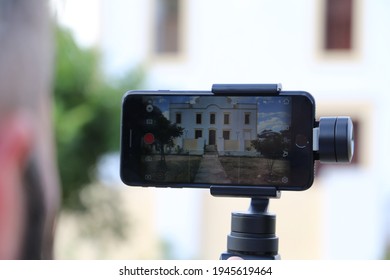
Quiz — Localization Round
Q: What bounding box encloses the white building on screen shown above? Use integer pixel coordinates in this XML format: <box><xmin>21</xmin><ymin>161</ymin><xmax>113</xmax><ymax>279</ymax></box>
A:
<box><xmin>169</xmin><ymin>96</ymin><xmax>257</xmax><ymax>155</ymax></box>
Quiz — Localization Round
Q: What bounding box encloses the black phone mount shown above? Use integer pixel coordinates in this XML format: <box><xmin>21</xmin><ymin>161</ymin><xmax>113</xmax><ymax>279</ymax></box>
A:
<box><xmin>210</xmin><ymin>83</ymin><xmax>354</xmax><ymax>260</ymax></box>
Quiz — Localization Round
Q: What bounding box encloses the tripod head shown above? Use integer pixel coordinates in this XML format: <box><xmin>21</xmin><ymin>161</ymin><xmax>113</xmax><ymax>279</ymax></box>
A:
<box><xmin>220</xmin><ymin>198</ymin><xmax>280</xmax><ymax>260</ymax></box>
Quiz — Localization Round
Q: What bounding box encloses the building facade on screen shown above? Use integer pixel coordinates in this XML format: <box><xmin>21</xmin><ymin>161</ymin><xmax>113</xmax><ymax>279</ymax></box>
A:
<box><xmin>169</xmin><ymin>96</ymin><xmax>257</xmax><ymax>156</ymax></box>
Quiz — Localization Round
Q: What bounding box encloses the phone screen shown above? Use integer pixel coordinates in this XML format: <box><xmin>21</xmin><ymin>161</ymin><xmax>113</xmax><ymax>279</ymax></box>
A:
<box><xmin>121</xmin><ymin>92</ymin><xmax>314</xmax><ymax>190</ymax></box>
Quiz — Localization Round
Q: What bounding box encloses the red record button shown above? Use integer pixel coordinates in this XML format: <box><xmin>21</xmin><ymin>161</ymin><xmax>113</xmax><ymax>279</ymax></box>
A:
<box><xmin>143</xmin><ymin>133</ymin><xmax>155</xmax><ymax>144</ymax></box>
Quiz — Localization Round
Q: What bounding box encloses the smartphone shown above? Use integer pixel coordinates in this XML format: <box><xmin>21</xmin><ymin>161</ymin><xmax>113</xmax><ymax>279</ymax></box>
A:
<box><xmin>120</xmin><ymin>90</ymin><xmax>315</xmax><ymax>191</ymax></box>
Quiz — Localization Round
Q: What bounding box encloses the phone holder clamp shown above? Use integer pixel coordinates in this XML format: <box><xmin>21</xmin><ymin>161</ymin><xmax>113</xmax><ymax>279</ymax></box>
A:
<box><xmin>211</xmin><ymin>84</ymin><xmax>283</xmax><ymax>260</ymax></box>
<box><xmin>210</xmin><ymin>83</ymin><xmax>283</xmax><ymax>199</ymax></box>
<box><xmin>209</xmin><ymin>83</ymin><xmax>354</xmax><ymax>260</ymax></box>
<box><xmin>212</xmin><ymin>83</ymin><xmax>282</xmax><ymax>96</ymax></box>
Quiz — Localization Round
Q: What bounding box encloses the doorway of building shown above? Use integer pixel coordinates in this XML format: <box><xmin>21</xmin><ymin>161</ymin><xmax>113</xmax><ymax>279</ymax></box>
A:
<box><xmin>208</xmin><ymin>129</ymin><xmax>216</xmax><ymax>145</ymax></box>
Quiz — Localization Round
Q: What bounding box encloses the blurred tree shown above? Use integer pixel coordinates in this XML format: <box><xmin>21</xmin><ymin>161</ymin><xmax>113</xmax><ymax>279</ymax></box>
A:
<box><xmin>54</xmin><ymin>25</ymin><xmax>143</xmax><ymax>210</ymax></box>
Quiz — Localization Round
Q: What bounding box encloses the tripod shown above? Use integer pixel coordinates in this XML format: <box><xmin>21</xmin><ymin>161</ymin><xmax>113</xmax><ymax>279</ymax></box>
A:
<box><xmin>210</xmin><ymin>185</ymin><xmax>281</xmax><ymax>260</ymax></box>
<box><xmin>219</xmin><ymin>197</ymin><xmax>280</xmax><ymax>260</ymax></box>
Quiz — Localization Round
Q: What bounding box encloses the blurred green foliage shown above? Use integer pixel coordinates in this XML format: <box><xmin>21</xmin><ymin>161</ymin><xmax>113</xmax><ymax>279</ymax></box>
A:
<box><xmin>54</xmin><ymin>25</ymin><xmax>143</xmax><ymax>210</ymax></box>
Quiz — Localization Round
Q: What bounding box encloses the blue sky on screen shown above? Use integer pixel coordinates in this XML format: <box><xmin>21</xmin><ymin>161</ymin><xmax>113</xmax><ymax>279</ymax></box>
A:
<box><xmin>148</xmin><ymin>96</ymin><xmax>291</xmax><ymax>134</ymax></box>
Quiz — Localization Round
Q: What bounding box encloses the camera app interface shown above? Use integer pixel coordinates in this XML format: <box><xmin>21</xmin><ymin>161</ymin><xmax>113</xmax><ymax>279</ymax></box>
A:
<box><xmin>137</xmin><ymin>95</ymin><xmax>292</xmax><ymax>186</ymax></box>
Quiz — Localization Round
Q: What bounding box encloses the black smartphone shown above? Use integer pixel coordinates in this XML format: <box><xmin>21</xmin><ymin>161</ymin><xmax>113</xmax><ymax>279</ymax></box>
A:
<box><xmin>120</xmin><ymin>90</ymin><xmax>315</xmax><ymax>191</ymax></box>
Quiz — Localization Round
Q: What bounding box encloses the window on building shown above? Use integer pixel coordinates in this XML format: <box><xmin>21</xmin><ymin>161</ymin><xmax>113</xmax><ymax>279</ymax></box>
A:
<box><xmin>224</xmin><ymin>113</ymin><xmax>230</xmax><ymax>125</ymax></box>
<box><xmin>210</xmin><ymin>113</ymin><xmax>216</xmax><ymax>125</ymax></box>
<box><xmin>244</xmin><ymin>113</ymin><xmax>250</xmax><ymax>125</ymax></box>
<box><xmin>196</xmin><ymin>113</ymin><xmax>202</xmax><ymax>124</ymax></box>
<box><xmin>175</xmin><ymin>113</ymin><xmax>181</xmax><ymax>124</ymax></box>
<box><xmin>324</xmin><ymin>0</ymin><xmax>354</xmax><ymax>50</ymax></box>
<box><xmin>223</xmin><ymin>130</ymin><xmax>230</xmax><ymax>140</ymax></box>
<box><xmin>155</xmin><ymin>0</ymin><xmax>180</xmax><ymax>54</ymax></box>
<box><xmin>195</xmin><ymin>130</ymin><xmax>202</xmax><ymax>139</ymax></box>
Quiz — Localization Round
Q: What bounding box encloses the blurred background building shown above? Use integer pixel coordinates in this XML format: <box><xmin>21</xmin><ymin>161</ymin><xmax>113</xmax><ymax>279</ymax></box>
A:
<box><xmin>52</xmin><ymin>0</ymin><xmax>390</xmax><ymax>259</ymax></box>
